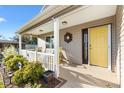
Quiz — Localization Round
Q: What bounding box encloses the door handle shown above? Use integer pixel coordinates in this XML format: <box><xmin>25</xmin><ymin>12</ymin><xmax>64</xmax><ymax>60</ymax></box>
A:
<box><xmin>89</xmin><ymin>44</ymin><xmax>92</xmax><ymax>49</ymax></box>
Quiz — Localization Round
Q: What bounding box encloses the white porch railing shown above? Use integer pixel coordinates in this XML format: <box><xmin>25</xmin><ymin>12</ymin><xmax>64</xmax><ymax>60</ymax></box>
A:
<box><xmin>20</xmin><ymin>49</ymin><xmax>55</xmax><ymax>71</ymax></box>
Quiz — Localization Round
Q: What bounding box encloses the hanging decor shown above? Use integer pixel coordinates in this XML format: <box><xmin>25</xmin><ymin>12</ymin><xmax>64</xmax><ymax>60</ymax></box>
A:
<box><xmin>64</xmin><ymin>32</ymin><xmax>72</xmax><ymax>43</ymax></box>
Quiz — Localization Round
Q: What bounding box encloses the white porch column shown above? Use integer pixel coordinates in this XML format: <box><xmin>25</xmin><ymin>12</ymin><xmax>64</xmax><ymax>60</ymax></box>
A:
<box><xmin>19</xmin><ymin>34</ymin><xmax>22</xmax><ymax>54</ymax></box>
<box><xmin>34</xmin><ymin>50</ymin><xmax>37</xmax><ymax>61</ymax></box>
<box><xmin>53</xmin><ymin>18</ymin><xmax>59</xmax><ymax>77</ymax></box>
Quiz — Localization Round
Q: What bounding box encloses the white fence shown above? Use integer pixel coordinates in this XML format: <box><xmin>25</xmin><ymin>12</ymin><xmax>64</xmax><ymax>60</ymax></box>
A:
<box><xmin>25</xmin><ymin>44</ymin><xmax>37</xmax><ymax>49</ymax></box>
<box><xmin>20</xmin><ymin>50</ymin><xmax>55</xmax><ymax>71</ymax></box>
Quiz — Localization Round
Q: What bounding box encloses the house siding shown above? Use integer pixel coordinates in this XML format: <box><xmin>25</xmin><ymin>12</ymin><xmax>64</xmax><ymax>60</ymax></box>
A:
<box><xmin>116</xmin><ymin>5</ymin><xmax>124</xmax><ymax>85</ymax></box>
<box><xmin>60</xmin><ymin>16</ymin><xmax>116</xmax><ymax>71</ymax></box>
<box><xmin>60</xmin><ymin>27</ymin><xmax>82</xmax><ymax>64</ymax></box>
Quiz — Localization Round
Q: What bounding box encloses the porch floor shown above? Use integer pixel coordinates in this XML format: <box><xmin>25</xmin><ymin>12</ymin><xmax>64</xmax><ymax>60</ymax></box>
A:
<box><xmin>59</xmin><ymin>64</ymin><xmax>120</xmax><ymax>88</ymax></box>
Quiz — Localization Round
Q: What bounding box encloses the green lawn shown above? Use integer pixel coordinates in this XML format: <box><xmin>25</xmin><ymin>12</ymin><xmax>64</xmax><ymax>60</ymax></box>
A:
<box><xmin>0</xmin><ymin>73</ymin><xmax>4</xmax><ymax>88</ymax></box>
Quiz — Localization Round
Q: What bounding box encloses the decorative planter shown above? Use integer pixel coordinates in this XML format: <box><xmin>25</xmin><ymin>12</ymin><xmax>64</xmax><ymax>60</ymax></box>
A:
<box><xmin>42</xmin><ymin>70</ymin><xmax>55</xmax><ymax>84</ymax></box>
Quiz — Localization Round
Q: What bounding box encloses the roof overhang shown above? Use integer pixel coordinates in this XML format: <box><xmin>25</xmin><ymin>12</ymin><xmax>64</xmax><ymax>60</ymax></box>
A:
<box><xmin>16</xmin><ymin>5</ymin><xmax>117</xmax><ymax>36</ymax></box>
<box><xmin>0</xmin><ymin>40</ymin><xmax>18</xmax><ymax>44</ymax></box>
<box><xmin>16</xmin><ymin>5</ymin><xmax>81</xmax><ymax>34</ymax></box>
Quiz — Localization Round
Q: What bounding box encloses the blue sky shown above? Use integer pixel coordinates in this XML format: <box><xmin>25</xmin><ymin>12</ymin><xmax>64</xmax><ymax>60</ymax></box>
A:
<box><xmin>0</xmin><ymin>5</ymin><xmax>43</xmax><ymax>40</ymax></box>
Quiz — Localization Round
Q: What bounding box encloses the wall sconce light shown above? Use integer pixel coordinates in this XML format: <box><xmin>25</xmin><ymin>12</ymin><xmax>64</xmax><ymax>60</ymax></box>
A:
<box><xmin>62</xmin><ymin>21</ymin><xmax>68</xmax><ymax>25</ymax></box>
<box><xmin>39</xmin><ymin>30</ymin><xmax>43</xmax><ymax>32</ymax></box>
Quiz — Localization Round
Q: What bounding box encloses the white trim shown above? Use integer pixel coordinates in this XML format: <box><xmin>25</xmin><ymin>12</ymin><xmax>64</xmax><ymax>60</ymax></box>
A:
<box><xmin>34</xmin><ymin>50</ymin><xmax>37</xmax><ymax>61</ymax></box>
<box><xmin>19</xmin><ymin>34</ymin><xmax>22</xmax><ymax>54</ymax></box>
<box><xmin>88</xmin><ymin>29</ymin><xmax>90</xmax><ymax>65</ymax></box>
<box><xmin>108</xmin><ymin>24</ymin><xmax>112</xmax><ymax>70</ymax></box>
<box><xmin>53</xmin><ymin>18</ymin><xmax>59</xmax><ymax>77</ymax></box>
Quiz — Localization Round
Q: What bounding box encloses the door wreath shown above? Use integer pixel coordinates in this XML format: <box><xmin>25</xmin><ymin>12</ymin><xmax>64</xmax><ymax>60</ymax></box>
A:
<box><xmin>64</xmin><ymin>32</ymin><xmax>72</xmax><ymax>43</ymax></box>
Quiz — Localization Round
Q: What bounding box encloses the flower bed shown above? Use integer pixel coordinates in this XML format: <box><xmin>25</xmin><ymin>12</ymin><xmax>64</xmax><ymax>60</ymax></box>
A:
<box><xmin>0</xmin><ymin>65</ymin><xmax>64</xmax><ymax>88</ymax></box>
<box><xmin>1</xmin><ymin>54</ymin><xmax>64</xmax><ymax>88</ymax></box>
<box><xmin>0</xmin><ymin>46</ymin><xmax>65</xmax><ymax>88</ymax></box>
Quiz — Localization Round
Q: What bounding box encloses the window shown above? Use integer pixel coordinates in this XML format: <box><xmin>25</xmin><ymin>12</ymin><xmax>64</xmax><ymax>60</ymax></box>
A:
<box><xmin>46</xmin><ymin>36</ymin><xmax>54</xmax><ymax>48</ymax></box>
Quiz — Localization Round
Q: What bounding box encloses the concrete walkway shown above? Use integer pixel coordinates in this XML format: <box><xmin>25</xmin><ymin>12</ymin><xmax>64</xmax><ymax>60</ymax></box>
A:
<box><xmin>60</xmin><ymin>64</ymin><xmax>120</xmax><ymax>88</ymax></box>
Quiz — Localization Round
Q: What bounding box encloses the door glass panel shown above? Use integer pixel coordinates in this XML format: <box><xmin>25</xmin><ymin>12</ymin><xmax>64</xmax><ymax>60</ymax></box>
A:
<box><xmin>82</xmin><ymin>29</ymin><xmax>88</xmax><ymax>64</ymax></box>
<box><xmin>84</xmin><ymin>34</ymin><xmax>88</xmax><ymax>62</ymax></box>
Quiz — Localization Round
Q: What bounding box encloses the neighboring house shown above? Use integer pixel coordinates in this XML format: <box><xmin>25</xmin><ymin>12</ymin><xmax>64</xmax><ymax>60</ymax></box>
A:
<box><xmin>0</xmin><ymin>40</ymin><xmax>19</xmax><ymax>52</ymax></box>
<box><xmin>16</xmin><ymin>5</ymin><xmax>123</xmax><ymax>83</ymax></box>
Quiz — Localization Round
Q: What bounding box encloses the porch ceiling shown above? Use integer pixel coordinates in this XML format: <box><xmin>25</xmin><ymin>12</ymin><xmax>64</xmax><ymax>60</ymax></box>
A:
<box><xmin>21</xmin><ymin>5</ymin><xmax>117</xmax><ymax>36</ymax></box>
<box><xmin>21</xmin><ymin>20</ymin><xmax>54</xmax><ymax>36</ymax></box>
<box><xmin>59</xmin><ymin>5</ymin><xmax>117</xmax><ymax>29</ymax></box>
<box><xmin>16</xmin><ymin>5</ymin><xmax>72</xmax><ymax>34</ymax></box>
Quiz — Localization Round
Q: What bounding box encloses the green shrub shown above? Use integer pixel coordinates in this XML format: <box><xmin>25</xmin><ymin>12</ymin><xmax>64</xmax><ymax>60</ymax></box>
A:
<box><xmin>25</xmin><ymin>83</ymin><xmax>48</xmax><ymax>88</ymax></box>
<box><xmin>12</xmin><ymin>68</ymin><xmax>24</xmax><ymax>85</ymax></box>
<box><xmin>12</xmin><ymin>62</ymin><xmax>45</xmax><ymax>85</ymax></box>
<box><xmin>3</xmin><ymin>54</ymin><xmax>14</xmax><ymax>66</ymax></box>
<box><xmin>4</xmin><ymin>54</ymin><xmax>28</xmax><ymax>71</ymax></box>
<box><xmin>4</xmin><ymin>54</ymin><xmax>14</xmax><ymax>62</ymax></box>
<box><xmin>23</xmin><ymin>62</ymin><xmax>45</xmax><ymax>84</ymax></box>
<box><xmin>31</xmin><ymin>83</ymin><xmax>48</xmax><ymax>88</ymax></box>
<box><xmin>3</xmin><ymin>45</ymin><xmax>17</xmax><ymax>58</ymax></box>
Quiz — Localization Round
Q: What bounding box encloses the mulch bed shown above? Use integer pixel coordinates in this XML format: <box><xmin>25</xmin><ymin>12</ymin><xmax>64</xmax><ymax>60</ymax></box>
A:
<box><xmin>42</xmin><ymin>77</ymin><xmax>67</xmax><ymax>88</ymax></box>
<box><xmin>40</xmin><ymin>77</ymin><xmax>60</xmax><ymax>88</ymax></box>
<box><xmin>5</xmin><ymin>77</ymin><xmax>66</xmax><ymax>88</ymax></box>
<box><xmin>0</xmin><ymin>65</ymin><xmax>66</xmax><ymax>88</ymax></box>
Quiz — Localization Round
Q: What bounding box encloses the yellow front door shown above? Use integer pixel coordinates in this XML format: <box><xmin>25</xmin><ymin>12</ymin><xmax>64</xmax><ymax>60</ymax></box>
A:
<box><xmin>89</xmin><ymin>25</ymin><xmax>108</xmax><ymax>67</ymax></box>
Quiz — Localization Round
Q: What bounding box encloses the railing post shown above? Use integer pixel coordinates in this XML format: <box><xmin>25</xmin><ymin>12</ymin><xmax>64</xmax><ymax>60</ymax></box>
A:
<box><xmin>18</xmin><ymin>34</ymin><xmax>22</xmax><ymax>54</ymax></box>
<box><xmin>34</xmin><ymin>50</ymin><xmax>37</xmax><ymax>61</ymax></box>
<box><xmin>53</xmin><ymin>18</ymin><xmax>59</xmax><ymax>78</ymax></box>
<box><xmin>26</xmin><ymin>50</ymin><xmax>28</xmax><ymax>60</ymax></box>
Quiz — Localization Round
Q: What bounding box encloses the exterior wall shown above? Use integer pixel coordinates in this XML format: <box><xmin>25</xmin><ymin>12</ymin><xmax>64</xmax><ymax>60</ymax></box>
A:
<box><xmin>60</xmin><ymin>26</ymin><xmax>82</xmax><ymax>64</ymax></box>
<box><xmin>60</xmin><ymin>16</ymin><xmax>116</xmax><ymax>71</ymax></box>
<box><xmin>116</xmin><ymin>5</ymin><xmax>124</xmax><ymax>86</ymax></box>
<box><xmin>37</xmin><ymin>32</ymin><xmax>53</xmax><ymax>52</ymax></box>
<box><xmin>37</xmin><ymin>37</ymin><xmax>46</xmax><ymax>52</ymax></box>
<box><xmin>37</xmin><ymin>16</ymin><xmax>116</xmax><ymax>71</ymax></box>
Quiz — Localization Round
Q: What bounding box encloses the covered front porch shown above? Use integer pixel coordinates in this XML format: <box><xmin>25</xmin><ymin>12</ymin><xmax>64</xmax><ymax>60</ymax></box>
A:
<box><xmin>18</xmin><ymin>18</ymin><xmax>60</xmax><ymax>77</ymax></box>
<box><xmin>60</xmin><ymin>64</ymin><xmax>120</xmax><ymax>88</ymax></box>
<box><xmin>15</xmin><ymin>49</ymin><xmax>120</xmax><ymax>88</ymax></box>
<box><xmin>17</xmin><ymin>5</ymin><xmax>119</xmax><ymax>87</ymax></box>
